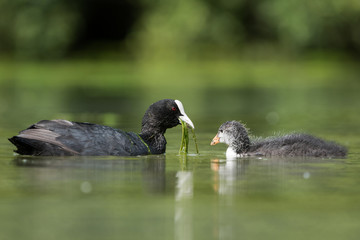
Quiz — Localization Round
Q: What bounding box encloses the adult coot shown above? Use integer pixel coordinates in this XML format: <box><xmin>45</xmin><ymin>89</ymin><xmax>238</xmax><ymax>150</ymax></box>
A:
<box><xmin>210</xmin><ymin>121</ymin><xmax>347</xmax><ymax>158</ymax></box>
<box><xmin>9</xmin><ymin>99</ymin><xmax>194</xmax><ymax>156</ymax></box>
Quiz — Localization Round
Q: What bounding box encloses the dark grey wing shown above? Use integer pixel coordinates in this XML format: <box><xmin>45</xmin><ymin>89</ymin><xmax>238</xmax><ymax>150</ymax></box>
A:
<box><xmin>9</xmin><ymin>120</ymin><xmax>80</xmax><ymax>156</ymax></box>
<box><xmin>58</xmin><ymin>122</ymin><xmax>150</xmax><ymax>156</ymax></box>
<box><xmin>249</xmin><ymin>133</ymin><xmax>346</xmax><ymax>157</ymax></box>
<box><xmin>9</xmin><ymin>120</ymin><xmax>150</xmax><ymax>156</ymax></box>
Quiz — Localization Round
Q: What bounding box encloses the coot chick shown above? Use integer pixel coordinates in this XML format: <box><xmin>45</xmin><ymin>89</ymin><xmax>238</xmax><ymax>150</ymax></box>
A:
<box><xmin>9</xmin><ymin>99</ymin><xmax>194</xmax><ymax>156</ymax></box>
<box><xmin>210</xmin><ymin>121</ymin><xmax>347</xmax><ymax>158</ymax></box>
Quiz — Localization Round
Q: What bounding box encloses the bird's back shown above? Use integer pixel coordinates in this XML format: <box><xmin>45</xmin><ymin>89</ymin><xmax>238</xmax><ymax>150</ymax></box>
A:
<box><xmin>9</xmin><ymin>120</ymin><xmax>150</xmax><ymax>156</ymax></box>
<box><xmin>249</xmin><ymin>133</ymin><xmax>347</xmax><ymax>157</ymax></box>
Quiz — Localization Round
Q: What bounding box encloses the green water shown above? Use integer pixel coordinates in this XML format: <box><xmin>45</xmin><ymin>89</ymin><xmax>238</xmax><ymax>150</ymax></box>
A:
<box><xmin>0</xmin><ymin>60</ymin><xmax>360</xmax><ymax>240</ymax></box>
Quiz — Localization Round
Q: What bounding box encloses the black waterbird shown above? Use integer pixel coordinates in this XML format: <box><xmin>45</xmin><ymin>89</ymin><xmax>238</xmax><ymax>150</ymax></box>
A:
<box><xmin>9</xmin><ymin>99</ymin><xmax>194</xmax><ymax>156</ymax></box>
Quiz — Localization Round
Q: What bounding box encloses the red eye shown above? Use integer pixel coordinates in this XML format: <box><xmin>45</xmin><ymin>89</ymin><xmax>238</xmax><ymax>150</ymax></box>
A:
<box><xmin>171</xmin><ymin>107</ymin><xmax>177</xmax><ymax>111</ymax></box>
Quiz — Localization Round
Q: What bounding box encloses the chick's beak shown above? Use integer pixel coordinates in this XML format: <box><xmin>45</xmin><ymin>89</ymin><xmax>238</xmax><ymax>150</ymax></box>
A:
<box><xmin>210</xmin><ymin>134</ymin><xmax>220</xmax><ymax>146</ymax></box>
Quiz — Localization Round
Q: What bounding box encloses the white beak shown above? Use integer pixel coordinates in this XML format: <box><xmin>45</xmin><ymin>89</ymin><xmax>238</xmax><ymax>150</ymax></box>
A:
<box><xmin>175</xmin><ymin>100</ymin><xmax>195</xmax><ymax>129</ymax></box>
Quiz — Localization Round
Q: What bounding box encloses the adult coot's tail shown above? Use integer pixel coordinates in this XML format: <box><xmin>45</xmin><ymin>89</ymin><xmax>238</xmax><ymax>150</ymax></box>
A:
<box><xmin>9</xmin><ymin>120</ymin><xmax>81</xmax><ymax>156</ymax></box>
<box><xmin>9</xmin><ymin>135</ymin><xmax>78</xmax><ymax>156</ymax></box>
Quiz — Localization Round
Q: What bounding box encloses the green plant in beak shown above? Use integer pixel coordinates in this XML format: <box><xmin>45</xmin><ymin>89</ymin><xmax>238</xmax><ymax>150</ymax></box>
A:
<box><xmin>179</xmin><ymin>120</ymin><xmax>199</xmax><ymax>154</ymax></box>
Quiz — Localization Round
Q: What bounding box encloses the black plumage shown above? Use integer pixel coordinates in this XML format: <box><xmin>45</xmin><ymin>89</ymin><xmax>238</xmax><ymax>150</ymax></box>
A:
<box><xmin>9</xmin><ymin>99</ymin><xmax>194</xmax><ymax>156</ymax></box>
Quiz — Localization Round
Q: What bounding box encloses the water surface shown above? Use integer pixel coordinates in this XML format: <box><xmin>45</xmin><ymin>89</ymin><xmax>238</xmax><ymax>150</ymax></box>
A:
<box><xmin>0</xmin><ymin>61</ymin><xmax>359</xmax><ymax>240</ymax></box>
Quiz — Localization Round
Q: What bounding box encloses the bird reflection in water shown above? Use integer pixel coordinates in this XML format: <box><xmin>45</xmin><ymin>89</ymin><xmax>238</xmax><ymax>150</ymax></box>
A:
<box><xmin>211</xmin><ymin>158</ymin><xmax>249</xmax><ymax>196</ymax></box>
<box><xmin>211</xmin><ymin>158</ymin><xmax>251</xmax><ymax>240</ymax></box>
<box><xmin>175</xmin><ymin>154</ymin><xmax>194</xmax><ymax>240</ymax></box>
<box><xmin>12</xmin><ymin>155</ymin><xmax>167</xmax><ymax>194</ymax></box>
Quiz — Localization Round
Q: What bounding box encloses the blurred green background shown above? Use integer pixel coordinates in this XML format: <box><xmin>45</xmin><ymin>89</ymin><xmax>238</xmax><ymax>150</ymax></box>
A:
<box><xmin>1</xmin><ymin>2</ymin><xmax>360</xmax><ymax>240</ymax></box>
<box><xmin>0</xmin><ymin>0</ymin><xmax>359</xmax><ymax>132</ymax></box>
<box><xmin>1</xmin><ymin>0</ymin><xmax>360</xmax><ymax>142</ymax></box>
<box><xmin>1</xmin><ymin>0</ymin><xmax>360</xmax><ymax>60</ymax></box>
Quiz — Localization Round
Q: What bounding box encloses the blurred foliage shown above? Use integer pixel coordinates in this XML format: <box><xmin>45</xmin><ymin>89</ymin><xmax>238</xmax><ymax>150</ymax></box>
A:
<box><xmin>0</xmin><ymin>0</ymin><xmax>360</xmax><ymax>59</ymax></box>
<box><xmin>0</xmin><ymin>0</ymin><xmax>80</xmax><ymax>59</ymax></box>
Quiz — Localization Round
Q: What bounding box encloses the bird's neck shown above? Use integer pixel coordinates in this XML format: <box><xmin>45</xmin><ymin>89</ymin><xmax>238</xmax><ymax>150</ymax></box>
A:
<box><xmin>232</xmin><ymin>136</ymin><xmax>251</xmax><ymax>154</ymax></box>
<box><xmin>139</xmin><ymin>128</ymin><xmax>167</xmax><ymax>154</ymax></box>
<box><xmin>226</xmin><ymin>147</ymin><xmax>239</xmax><ymax>159</ymax></box>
